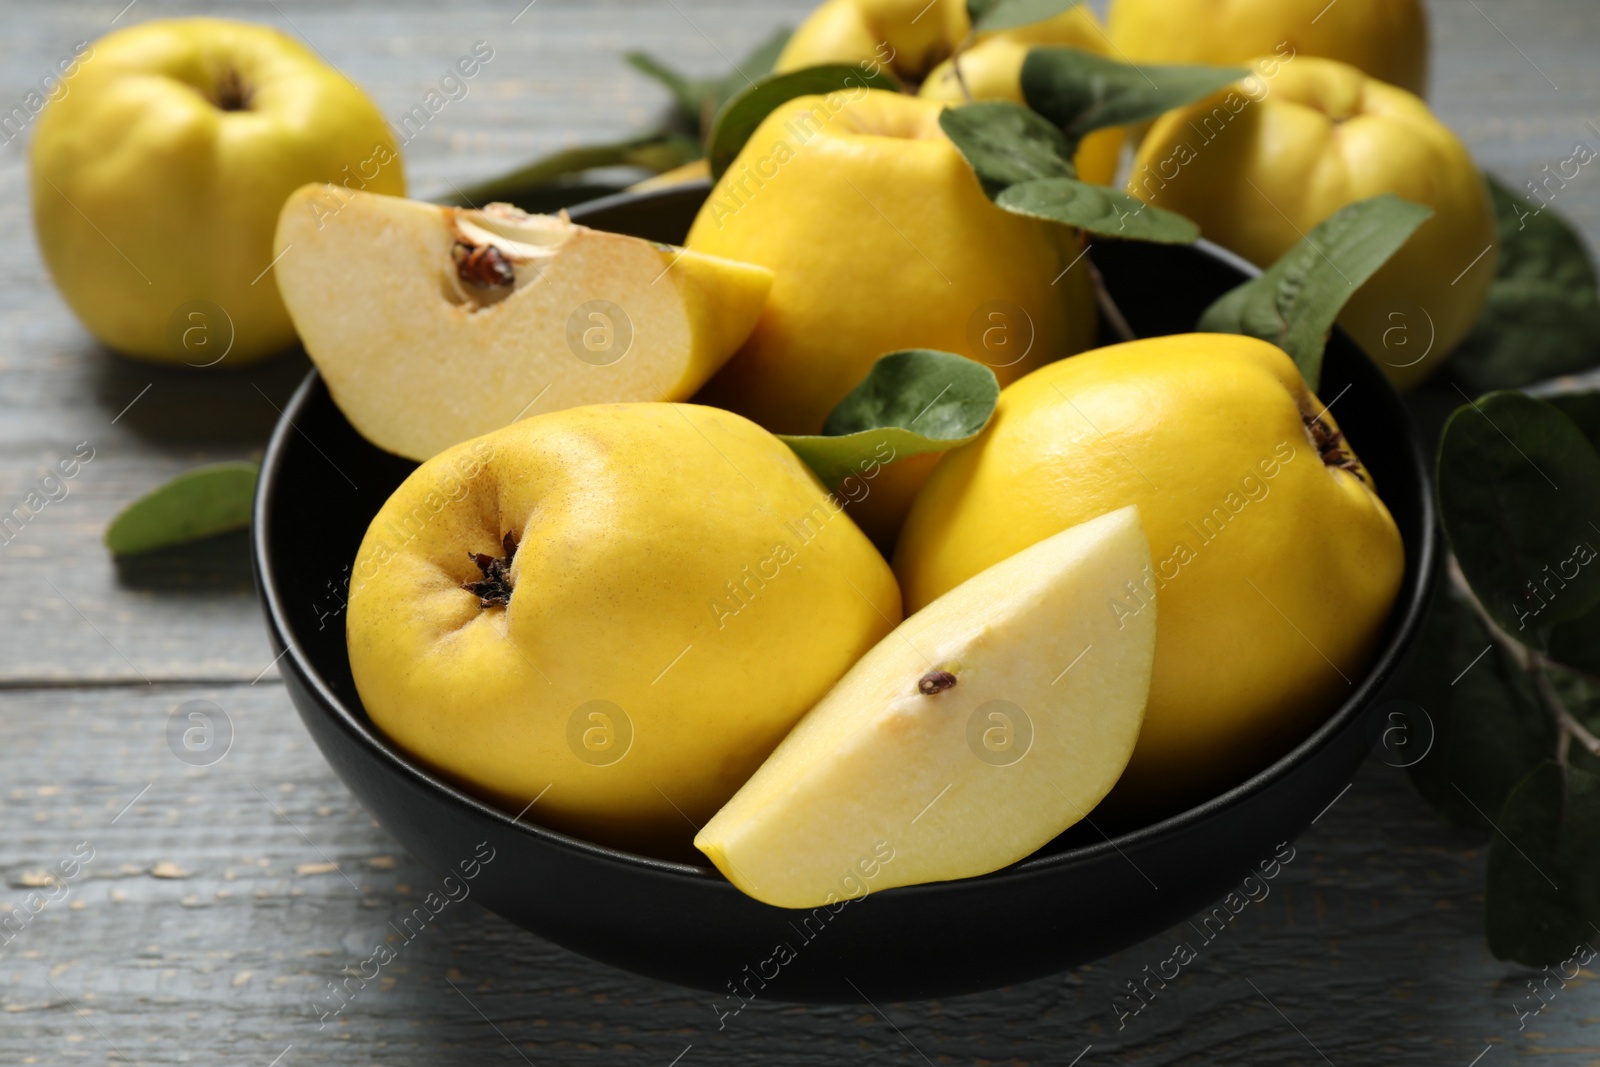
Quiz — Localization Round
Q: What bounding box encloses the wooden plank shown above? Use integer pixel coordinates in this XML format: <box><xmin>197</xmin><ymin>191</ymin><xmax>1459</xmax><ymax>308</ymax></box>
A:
<box><xmin>0</xmin><ymin>682</ymin><xmax>1573</xmax><ymax>1063</ymax></box>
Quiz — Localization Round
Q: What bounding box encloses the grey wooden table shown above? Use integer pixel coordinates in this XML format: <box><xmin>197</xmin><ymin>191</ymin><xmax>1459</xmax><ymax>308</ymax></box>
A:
<box><xmin>2</xmin><ymin>1</ymin><xmax>1597</xmax><ymax>1063</ymax></box>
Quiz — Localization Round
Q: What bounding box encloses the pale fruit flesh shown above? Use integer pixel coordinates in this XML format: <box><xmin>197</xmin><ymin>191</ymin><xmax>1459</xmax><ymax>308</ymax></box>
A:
<box><xmin>274</xmin><ymin>186</ymin><xmax>773</xmax><ymax>460</ymax></box>
<box><xmin>894</xmin><ymin>335</ymin><xmax>1405</xmax><ymax>814</ymax></box>
<box><xmin>697</xmin><ymin>506</ymin><xmax>1156</xmax><ymax>909</ymax></box>
<box><xmin>346</xmin><ymin>403</ymin><xmax>901</xmax><ymax>859</ymax></box>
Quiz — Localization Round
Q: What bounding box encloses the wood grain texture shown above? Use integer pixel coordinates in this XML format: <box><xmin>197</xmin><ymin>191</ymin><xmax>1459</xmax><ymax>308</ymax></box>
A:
<box><xmin>0</xmin><ymin>0</ymin><xmax>1597</xmax><ymax>1062</ymax></box>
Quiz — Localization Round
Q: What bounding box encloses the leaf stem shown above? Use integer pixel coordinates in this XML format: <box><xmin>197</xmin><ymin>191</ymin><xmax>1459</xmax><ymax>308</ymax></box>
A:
<box><xmin>952</xmin><ymin>36</ymin><xmax>975</xmax><ymax>102</ymax></box>
<box><xmin>1533</xmin><ymin>655</ymin><xmax>1600</xmax><ymax>758</ymax></box>
<box><xmin>1449</xmin><ymin>554</ymin><xmax>1528</xmax><ymax>668</ymax></box>
<box><xmin>1088</xmin><ymin>258</ymin><xmax>1137</xmax><ymax>343</ymax></box>
<box><xmin>1448</xmin><ymin>554</ymin><xmax>1600</xmax><ymax>759</ymax></box>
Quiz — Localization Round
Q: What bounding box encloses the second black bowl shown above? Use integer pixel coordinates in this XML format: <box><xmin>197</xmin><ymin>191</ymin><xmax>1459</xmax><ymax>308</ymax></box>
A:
<box><xmin>253</xmin><ymin>184</ymin><xmax>1436</xmax><ymax>1003</ymax></box>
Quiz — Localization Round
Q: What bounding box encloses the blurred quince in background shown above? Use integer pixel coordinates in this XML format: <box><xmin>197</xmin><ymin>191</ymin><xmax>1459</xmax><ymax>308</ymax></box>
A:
<box><xmin>31</xmin><ymin>18</ymin><xmax>403</xmax><ymax>365</ymax></box>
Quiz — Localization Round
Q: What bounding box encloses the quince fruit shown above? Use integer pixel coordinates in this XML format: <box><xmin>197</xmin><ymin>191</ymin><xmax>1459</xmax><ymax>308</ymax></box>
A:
<box><xmin>1126</xmin><ymin>56</ymin><xmax>1496</xmax><ymax>390</ymax></box>
<box><xmin>917</xmin><ymin>8</ymin><xmax>1123</xmax><ymax>185</ymax></box>
<box><xmin>347</xmin><ymin>403</ymin><xmax>901</xmax><ymax>857</ymax></box>
<box><xmin>776</xmin><ymin>0</ymin><xmax>966</xmax><ymax>85</ymax></box>
<box><xmin>1108</xmin><ymin>0</ymin><xmax>1430</xmax><ymax>98</ymax></box>
<box><xmin>895</xmin><ymin>335</ymin><xmax>1404</xmax><ymax>812</ymax></box>
<box><xmin>273</xmin><ymin>186</ymin><xmax>772</xmax><ymax>460</ymax></box>
<box><xmin>31</xmin><ymin>18</ymin><xmax>403</xmax><ymax>365</ymax></box>
<box><xmin>687</xmin><ymin>89</ymin><xmax>1095</xmax><ymax>433</ymax></box>
<box><xmin>698</xmin><ymin>506</ymin><xmax>1156</xmax><ymax>908</ymax></box>
<box><xmin>776</xmin><ymin>0</ymin><xmax>1120</xmax><ymax>183</ymax></box>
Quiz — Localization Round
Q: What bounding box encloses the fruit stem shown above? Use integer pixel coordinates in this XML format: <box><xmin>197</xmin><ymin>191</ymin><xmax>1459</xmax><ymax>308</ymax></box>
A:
<box><xmin>212</xmin><ymin>66</ymin><xmax>252</xmax><ymax>112</ymax></box>
<box><xmin>951</xmin><ymin>45</ymin><xmax>974</xmax><ymax>103</ymax></box>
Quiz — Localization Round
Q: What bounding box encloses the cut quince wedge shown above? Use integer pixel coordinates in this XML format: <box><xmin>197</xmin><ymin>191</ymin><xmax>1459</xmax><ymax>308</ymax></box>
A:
<box><xmin>273</xmin><ymin>185</ymin><xmax>773</xmax><ymax>460</ymax></box>
<box><xmin>696</xmin><ymin>505</ymin><xmax>1157</xmax><ymax>909</ymax></box>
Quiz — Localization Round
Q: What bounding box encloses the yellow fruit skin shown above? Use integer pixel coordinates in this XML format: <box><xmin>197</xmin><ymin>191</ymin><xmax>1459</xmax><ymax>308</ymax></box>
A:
<box><xmin>686</xmin><ymin>90</ymin><xmax>1096</xmax><ymax>437</ymax></box>
<box><xmin>626</xmin><ymin>158</ymin><xmax>711</xmax><ymax>192</ymax></box>
<box><xmin>918</xmin><ymin>7</ymin><xmax>1123</xmax><ymax>185</ymax></box>
<box><xmin>776</xmin><ymin>0</ymin><xmax>969</xmax><ymax>84</ymax></box>
<box><xmin>347</xmin><ymin>403</ymin><xmax>901</xmax><ymax>857</ymax></box>
<box><xmin>1126</xmin><ymin>57</ymin><xmax>1496</xmax><ymax>390</ymax></box>
<box><xmin>658</xmin><ymin>239</ymin><xmax>779</xmax><ymax>396</ymax></box>
<box><xmin>777</xmin><ymin>0</ymin><xmax>1121</xmax><ymax>184</ymax></box>
<box><xmin>1108</xmin><ymin>0</ymin><xmax>1429</xmax><ymax>98</ymax></box>
<box><xmin>31</xmin><ymin>18</ymin><xmax>404</xmax><ymax>365</ymax></box>
<box><xmin>894</xmin><ymin>335</ymin><xmax>1404</xmax><ymax>811</ymax></box>
<box><xmin>845</xmin><ymin>450</ymin><xmax>940</xmax><ymax>553</ymax></box>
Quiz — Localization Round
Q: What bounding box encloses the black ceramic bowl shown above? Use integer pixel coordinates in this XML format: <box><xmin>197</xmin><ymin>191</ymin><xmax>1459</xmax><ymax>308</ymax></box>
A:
<box><xmin>253</xmin><ymin>183</ymin><xmax>1437</xmax><ymax>1003</ymax></box>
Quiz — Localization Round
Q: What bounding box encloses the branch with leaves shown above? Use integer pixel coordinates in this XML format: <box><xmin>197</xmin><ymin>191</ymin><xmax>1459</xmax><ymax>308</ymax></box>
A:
<box><xmin>437</xmin><ymin>29</ymin><xmax>794</xmax><ymax>210</ymax></box>
<box><xmin>1400</xmin><ymin>387</ymin><xmax>1600</xmax><ymax>967</ymax></box>
<box><xmin>1360</xmin><ymin>172</ymin><xmax>1600</xmax><ymax>966</ymax></box>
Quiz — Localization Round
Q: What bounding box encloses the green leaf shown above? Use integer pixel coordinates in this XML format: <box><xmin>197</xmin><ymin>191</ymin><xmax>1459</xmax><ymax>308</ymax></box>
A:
<box><xmin>1400</xmin><ymin>574</ymin><xmax>1554</xmax><ymax>832</ymax></box>
<box><xmin>938</xmin><ymin>101</ymin><xmax>1075</xmax><ymax>193</ymax></box>
<box><xmin>1550</xmin><ymin>615</ymin><xmax>1600</xmax><ymax>677</ymax></box>
<box><xmin>779</xmin><ymin>350</ymin><xmax>999</xmax><ymax>489</ymax></box>
<box><xmin>968</xmin><ymin>0</ymin><xmax>1082</xmax><ymax>34</ymax></box>
<box><xmin>436</xmin><ymin>133</ymin><xmax>700</xmax><ymax>208</ymax></box>
<box><xmin>1542</xmin><ymin>421</ymin><xmax>1600</xmax><ymax>663</ymax></box>
<box><xmin>705</xmin><ymin>64</ymin><xmax>900</xmax><ymax>180</ymax></box>
<box><xmin>1452</xmin><ymin>175</ymin><xmax>1600</xmax><ymax>392</ymax></box>
<box><xmin>937</xmin><ymin>101</ymin><xmax>1198</xmax><ymax>244</ymax></box>
<box><xmin>627</xmin><ymin>31</ymin><xmax>793</xmax><ymax>139</ymax></box>
<box><xmin>1021</xmin><ymin>46</ymin><xmax>1245</xmax><ymax>143</ymax></box>
<box><xmin>1197</xmin><ymin>195</ymin><xmax>1433</xmax><ymax>389</ymax></box>
<box><xmin>625</xmin><ymin>52</ymin><xmax>710</xmax><ymax>124</ymax></box>
<box><xmin>1550</xmin><ymin>621</ymin><xmax>1600</xmax><ymax>677</ymax></box>
<box><xmin>720</xmin><ymin>27</ymin><xmax>792</xmax><ymax>93</ymax></box>
<box><xmin>105</xmin><ymin>462</ymin><xmax>259</xmax><ymax>557</ymax></box>
<box><xmin>1525</xmin><ymin>394</ymin><xmax>1600</xmax><ymax>673</ymax></box>
<box><xmin>1437</xmin><ymin>392</ymin><xmax>1600</xmax><ymax>642</ymax></box>
<box><xmin>1547</xmin><ymin>392</ymin><xmax>1600</xmax><ymax>453</ymax></box>
<box><xmin>997</xmin><ymin>177</ymin><xmax>1199</xmax><ymax>243</ymax></box>
<box><xmin>1485</xmin><ymin>761</ymin><xmax>1600</xmax><ymax>966</ymax></box>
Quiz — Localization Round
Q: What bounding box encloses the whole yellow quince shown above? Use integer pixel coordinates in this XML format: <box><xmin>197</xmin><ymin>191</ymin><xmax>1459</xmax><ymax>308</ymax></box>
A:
<box><xmin>31</xmin><ymin>18</ymin><xmax>403</xmax><ymax>365</ymax></box>
<box><xmin>776</xmin><ymin>0</ymin><xmax>966</xmax><ymax>86</ymax></box>
<box><xmin>1108</xmin><ymin>0</ymin><xmax>1429</xmax><ymax>98</ymax></box>
<box><xmin>347</xmin><ymin>403</ymin><xmax>900</xmax><ymax>857</ymax></box>
<box><xmin>1126</xmin><ymin>56</ymin><xmax>1496</xmax><ymax>390</ymax></box>
<box><xmin>777</xmin><ymin>0</ymin><xmax>1120</xmax><ymax>183</ymax></box>
<box><xmin>686</xmin><ymin>88</ymin><xmax>1096</xmax><ymax>546</ymax></box>
<box><xmin>687</xmin><ymin>89</ymin><xmax>1095</xmax><ymax>434</ymax></box>
<box><xmin>895</xmin><ymin>335</ymin><xmax>1404</xmax><ymax>812</ymax></box>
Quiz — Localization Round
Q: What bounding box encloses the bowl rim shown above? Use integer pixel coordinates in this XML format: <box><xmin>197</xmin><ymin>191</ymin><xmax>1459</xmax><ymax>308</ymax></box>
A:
<box><xmin>253</xmin><ymin>185</ymin><xmax>1439</xmax><ymax>891</ymax></box>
